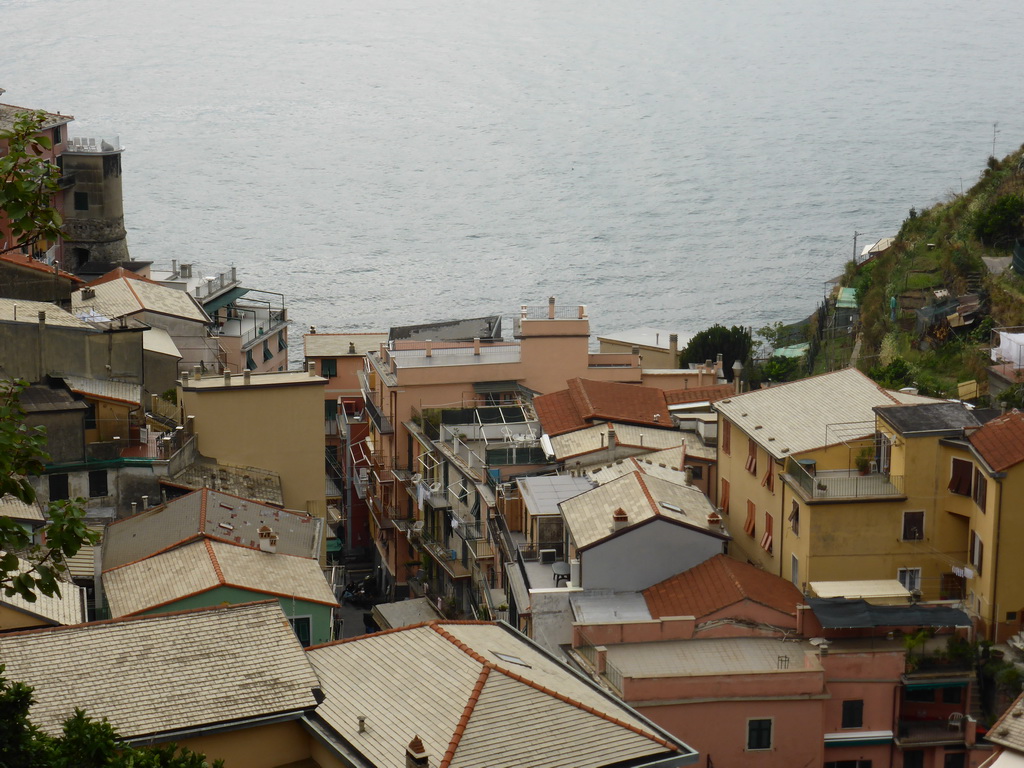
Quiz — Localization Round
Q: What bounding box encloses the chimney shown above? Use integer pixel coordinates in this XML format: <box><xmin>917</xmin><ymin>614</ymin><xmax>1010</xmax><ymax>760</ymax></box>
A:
<box><xmin>732</xmin><ymin>360</ymin><xmax>744</xmax><ymax>394</ymax></box>
<box><xmin>607</xmin><ymin>426</ymin><xmax>616</xmax><ymax>450</ymax></box>
<box><xmin>348</xmin><ymin>341</ymin><xmax>356</xmax><ymax>354</ymax></box>
<box><xmin>193</xmin><ymin>365</ymin><xmax>202</xmax><ymax>381</ymax></box>
<box><xmin>405</xmin><ymin>735</ymin><xmax>429</xmax><ymax>768</ymax></box>
<box><xmin>182</xmin><ymin>370</ymin><xmax>190</xmax><ymax>384</ymax></box>
<box><xmin>131</xmin><ymin>502</ymin><xmax>137</xmax><ymax>515</ymax></box>
<box><xmin>612</xmin><ymin>508</ymin><xmax>629</xmax><ymax>532</ymax></box>
<box><xmin>38</xmin><ymin>310</ymin><xmax>46</xmax><ymax>328</ymax></box>
<box><xmin>669</xmin><ymin>333</ymin><xmax>679</xmax><ymax>360</ymax></box>
<box><xmin>706</xmin><ymin>510</ymin><xmax>721</xmax><ymax>528</ymax></box>
<box><xmin>548</xmin><ymin>296</ymin><xmax>556</xmax><ymax>319</ymax></box>
<box><xmin>142</xmin><ymin>495</ymin><xmax>149</xmax><ymax>509</ymax></box>
<box><xmin>258</xmin><ymin>525</ymin><xmax>278</xmax><ymax>553</ymax></box>
<box><xmin>684</xmin><ymin>466</ymin><xmax>694</xmax><ymax>485</ymax></box>
<box><xmin>425</xmin><ymin>339</ymin><xmax>432</xmax><ymax>358</ymax></box>
<box><xmin>224</xmin><ymin>371</ymin><xmax>231</xmax><ymax>386</ymax></box>
<box><xmin>473</xmin><ymin>337</ymin><xmax>481</xmax><ymax>355</ymax></box>
<box><xmin>357</xmin><ymin>716</ymin><xmax>366</xmax><ymax>734</ymax></box>
<box><xmin>244</xmin><ymin>370</ymin><xmax>251</xmax><ymax>385</ymax></box>
<box><xmin>308</xmin><ymin>361</ymin><xmax>317</xmax><ymax>377</ymax></box>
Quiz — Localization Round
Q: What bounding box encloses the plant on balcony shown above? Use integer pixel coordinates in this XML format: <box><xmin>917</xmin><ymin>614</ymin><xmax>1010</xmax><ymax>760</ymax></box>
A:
<box><xmin>903</xmin><ymin>628</ymin><xmax>931</xmax><ymax>672</ymax></box>
<box><xmin>855</xmin><ymin>447</ymin><xmax>874</xmax><ymax>475</ymax></box>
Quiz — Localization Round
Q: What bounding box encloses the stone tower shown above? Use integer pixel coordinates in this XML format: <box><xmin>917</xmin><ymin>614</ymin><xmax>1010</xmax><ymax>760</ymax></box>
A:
<box><xmin>61</xmin><ymin>136</ymin><xmax>130</xmax><ymax>270</ymax></box>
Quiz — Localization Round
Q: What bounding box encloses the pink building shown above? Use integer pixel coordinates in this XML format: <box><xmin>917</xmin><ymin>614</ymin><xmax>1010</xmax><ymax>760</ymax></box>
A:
<box><xmin>570</xmin><ymin>556</ymin><xmax>985</xmax><ymax>768</ymax></box>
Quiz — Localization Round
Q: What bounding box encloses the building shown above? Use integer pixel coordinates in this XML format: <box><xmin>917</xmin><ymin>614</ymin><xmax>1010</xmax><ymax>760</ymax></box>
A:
<box><xmin>0</xmin><ymin>251</ymin><xmax>83</xmax><ymax>306</ymax></box>
<box><xmin>0</xmin><ymin>603</ymin><xmax>699</xmax><ymax>768</ymax></box>
<box><xmin>102</xmin><ymin>538</ymin><xmax>339</xmax><ymax>645</ymax></box>
<box><xmin>306</xmin><ymin>620</ymin><xmax>700</xmax><ymax>768</ymax></box>
<box><xmin>597</xmin><ymin>327</ymin><xmax>687</xmax><ymax>369</ymax></box>
<box><xmin>60</xmin><ymin>134</ymin><xmax>130</xmax><ymax>268</ymax></box>
<box><xmin>0</xmin><ymin>555</ymin><xmax>87</xmax><ymax>630</ymax></box>
<box><xmin>177</xmin><ymin>369</ymin><xmax>328</xmax><ymax>543</ymax></box>
<box><xmin>73</xmin><ymin>269</ymin><xmax>218</xmax><ymax>375</ymax></box>
<box><xmin>714</xmin><ymin>367</ymin><xmax>939</xmax><ymax>585</ymax></box>
<box><xmin>570</xmin><ymin>556</ymin><xmax>984</xmax><ymax>768</ymax></box>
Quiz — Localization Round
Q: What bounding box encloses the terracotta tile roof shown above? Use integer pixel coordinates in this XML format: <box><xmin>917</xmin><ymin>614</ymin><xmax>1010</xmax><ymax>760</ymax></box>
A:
<box><xmin>84</xmin><ymin>266</ymin><xmax>159</xmax><ymax>287</ymax></box>
<box><xmin>663</xmin><ymin>383</ymin><xmax>735</xmax><ymax>405</ymax></box>
<box><xmin>968</xmin><ymin>410</ymin><xmax>1024</xmax><ymax>472</ymax></box>
<box><xmin>0</xmin><ymin>252</ymin><xmax>83</xmax><ymax>283</ymax></box>
<box><xmin>535</xmin><ymin>378</ymin><xmax>672</xmax><ymax>437</ymax></box>
<box><xmin>642</xmin><ymin>554</ymin><xmax>804</xmax><ymax>620</ymax></box>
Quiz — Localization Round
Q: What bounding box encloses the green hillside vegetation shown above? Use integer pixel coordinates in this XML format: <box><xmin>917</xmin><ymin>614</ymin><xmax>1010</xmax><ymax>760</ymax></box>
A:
<box><xmin>844</xmin><ymin>144</ymin><xmax>1024</xmax><ymax>400</ymax></box>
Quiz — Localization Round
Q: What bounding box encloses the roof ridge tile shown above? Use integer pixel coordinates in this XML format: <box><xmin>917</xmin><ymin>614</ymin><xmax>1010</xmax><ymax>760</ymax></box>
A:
<box><xmin>439</xmin><ymin>666</ymin><xmax>491</xmax><ymax>768</ymax></box>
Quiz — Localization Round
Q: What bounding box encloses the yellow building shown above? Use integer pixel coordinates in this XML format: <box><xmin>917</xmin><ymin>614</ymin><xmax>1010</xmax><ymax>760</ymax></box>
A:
<box><xmin>178</xmin><ymin>370</ymin><xmax>327</xmax><ymax>550</ymax></box>
<box><xmin>714</xmin><ymin>368</ymin><xmax>940</xmax><ymax>585</ymax></box>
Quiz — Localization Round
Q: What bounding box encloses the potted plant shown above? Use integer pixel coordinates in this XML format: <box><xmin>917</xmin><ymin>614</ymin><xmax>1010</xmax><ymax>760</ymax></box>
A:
<box><xmin>855</xmin><ymin>447</ymin><xmax>874</xmax><ymax>475</ymax></box>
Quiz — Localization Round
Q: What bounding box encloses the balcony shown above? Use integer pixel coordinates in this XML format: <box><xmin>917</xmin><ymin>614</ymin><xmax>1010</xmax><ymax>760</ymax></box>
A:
<box><xmin>895</xmin><ymin>718</ymin><xmax>966</xmax><ymax>747</ymax></box>
<box><xmin>785</xmin><ymin>458</ymin><xmax>905</xmax><ymax>500</ymax></box>
<box><xmin>418</xmin><ymin>529</ymin><xmax>471</xmax><ymax>579</ymax></box>
<box><xmin>364</xmin><ymin>398</ymin><xmax>394</xmax><ymax>435</ymax></box>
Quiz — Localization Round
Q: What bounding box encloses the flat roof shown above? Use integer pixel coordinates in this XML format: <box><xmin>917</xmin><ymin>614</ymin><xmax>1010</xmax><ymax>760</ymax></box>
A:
<box><xmin>180</xmin><ymin>370</ymin><xmax>326</xmax><ymax>390</ymax></box>
<box><xmin>304</xmin><ymin>332</ymin><xmax>388</xmax><ymax>358</ymax></box>
<box><xmin>597</xmin><ymin>327</ymin><xmax>688</xmax><ymax>350</ymax></box>
<box><xmin>875</xmin><ymin>402</ymin><xmax>979</xmax><ymax>436</ymax></box>
<box><xmin>570</xmin><ymin>591</ymin><xmax>653</xmax><ymax>624</ymax></box>
<box><xmin>809</xmin><ymin>580</ymin><xmax>911</xmax><ymax>601</ymax></box>
<box><xmin>603</xmin><ymin>636</ymin><xmax>819</xmax><ymax>679</ymax></box>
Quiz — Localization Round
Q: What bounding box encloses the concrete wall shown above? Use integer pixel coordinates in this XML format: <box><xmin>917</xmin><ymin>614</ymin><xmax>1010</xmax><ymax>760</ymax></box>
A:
<box><xmin>0</xmin><ymin>319</ymin><xmax>144</xmax><ymax>384</ymax></box>
<box><xmin>174</xmin><ymin>720</ymin><xmax>312</xmax><ymax>768</ymax></box>
<box><xmin>180</xmin><ymin>373</ymin><xmax>326</xmax><ymax>516</ymax></box>
<box><xmin>528</xmin><ymin>587</ymin><xmax>580</xmax><ymax>653</ymax></box>
<box><xmin>582</xmin><ymin>519</ymin><xmax>724</xmax><ymax>592</ymax></box>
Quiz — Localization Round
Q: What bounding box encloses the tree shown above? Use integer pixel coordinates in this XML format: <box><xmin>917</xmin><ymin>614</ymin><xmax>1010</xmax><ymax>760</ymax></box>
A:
<box><xmin>678</xmin><ymin>324</ymin><xmax>752</xmax><ymax>381</ymax></box>
<box><xmin>0</xmin><ymin>379</ymin><xmax>97</xmax><ymax>602</ymax></box>
<box><xmin>0</xmin><ymin>668</ymin><xmax>223</xmax><ymax>768</ymax></box>
<box><xmin>0</xmin><ymin>110</ymin><xmax>64</xmax><ymax>256</ymax></box>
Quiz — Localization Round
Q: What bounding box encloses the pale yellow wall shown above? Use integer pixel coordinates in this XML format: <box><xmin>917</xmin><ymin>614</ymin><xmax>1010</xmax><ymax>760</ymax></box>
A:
<box><xmin>180</xmin><ymin>374</ymin><xmax>326</xmax><ymax>514</ymax></box>
<box><xmin>173</xmin><ymin>719</ymin><xmax>311</xmax><ymax>768</ymax></box>
<box><xmin>0</xmin><ymin>604</ymin><xmax>50</xmax><ymax>631</ymax></box>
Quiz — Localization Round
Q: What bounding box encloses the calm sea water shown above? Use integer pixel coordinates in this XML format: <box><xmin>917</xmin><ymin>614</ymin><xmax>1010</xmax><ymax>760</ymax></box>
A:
<box><xmin>4</xmin><ymin>0</ymin><xmax>1023</xmax><ymax>345</ymax></box>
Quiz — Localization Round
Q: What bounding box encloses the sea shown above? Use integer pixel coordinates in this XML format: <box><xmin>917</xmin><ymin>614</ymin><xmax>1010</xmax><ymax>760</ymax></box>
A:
<box><xmin>4</xmin><ymin>0</ymin><xmax>1024</xmax><ymax>348</ymax></box>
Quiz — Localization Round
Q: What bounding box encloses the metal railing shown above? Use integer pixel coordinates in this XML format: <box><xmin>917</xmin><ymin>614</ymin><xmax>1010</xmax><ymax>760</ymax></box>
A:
<box><xmin>365</xmin><ymin>398</ymin><xmax>394</xmax><ymax>435</ymax></box>
<box><xmin>192</xmin><ymin>268</ymin><xmax>239</xmax><ymax>300</ymax></box>
<box><xmin>239</xmin><ymin>309</ymin><xmax>288</xmax><ymax>347</ymax></box>
<box><xmin>785</xmin><ymin>458</ymin><xmax>904</xmax><ymax>499</ymax></box>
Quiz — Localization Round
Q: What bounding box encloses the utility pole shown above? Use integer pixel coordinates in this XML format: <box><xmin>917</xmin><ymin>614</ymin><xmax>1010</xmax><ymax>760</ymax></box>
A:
<box><xmin>853</xmin><ymin>231</ymin><xmax>862</xmax><ymax>264</ymax></box>
<box><xmin>993</xmin><ymin>122</ymin><xmax>999</xmax><ymax>158</ymax></box>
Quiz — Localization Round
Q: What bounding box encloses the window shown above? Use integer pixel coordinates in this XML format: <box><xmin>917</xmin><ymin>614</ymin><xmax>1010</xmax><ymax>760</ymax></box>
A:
<box><xmin>902</xmin><ymin>510</ymin><xmax>924</xmax><ymax>541</ymax></box>
<box><xmin>277</xmin><ymin>332</ymin><xmax>288</xmax><ymax>352</ymax></box>
<box><xmin>789</xmin><ymin>500</ymin><xmax>800</xmax><ymax>536</ymax></box>
<box><xmin>84</xmin><ymin>403</ymin><xmax>97</xmax><ymax>431</ymax></box>
<box><xmin>760</xmin><ymin>513</ymin><xmax>773</xmax><ymax>553</ymax></box>
<box><xmin>48</xmin><ymin>473</ymin><xmax>69</xmax><ymax>501</ymax></box>
<box><xmin>970</xmin><ymin>531</ymin><xmax>984</xmax><ymax>576</ymax></box>
<box><xmin>761</xmin><ymin>463</ymin><xmax>774</xmax><ymax>492</ymax></box>
<box><xmin>898</xmin><ymin>567</ymin><xmax>921</xmax><ymax>592</ymax></box>
<box><xmin>74</xmin><ymin>191</ymin><xmax>89</xmax><ymax>210</ymax></box>
<box><xmin>841</xmin><ymin>699</ymin><xmax>864</xmax><ymax>728</ymax></box>
<box><xmin>246</xmin><ymin>349</ymin><xmax>257</xmax><ymax>370</ymax></box>
<box><xmin>325</xmin><ymin>400</ymin><xmax>338</xmax><ymax>420</ymax></box>
<box><xmin>948</xmin><ymin>458</ymin><xmax>972</xmax><ymax>495</ymax></box>
<box><xmin>722</xmin><ymin>420</ymin><xmax>731</xmax><ymax>455</ymax></box>
<box><xmin>320</xmin><ymin>358</ymin><xmax>338</xmax><ymax>377</ymax></box>
<box><xmin>263</xmin><ymin>339</ymin><xmax>273</xmax><ymax>361</ymax></box>
<box><xmin>825</xmin><ymin>762</ymin><xmax>873</xmax><ymax>768</ymax></box>
<box><xmin>88</xmin><ymin>470</ymin><xmax>107</xmax><ymax>498</ymax></box>
<box><xmin>744</xmin><ymin>500</ymin><xmax>756</xmax><ymax>537</ymax></box>
<box><xmin>903</xmin><ymin>750</ymin><xmax>925</xmax><ymax>768</ymax></box>
<box><xmin>791</xmin><ymin>554</ymin><xmax>799</xmax><ymax>586</ymax></box>
<box><xmin>687</xmin><ymin>464</ymin><xmax>703</xmax><ymax>480</ymax></box>
<box><xmin>745</xmin><ymin>438</ymin><xmax>757</xmax><ymax>475</ymax></box>
<box><xmin>944</xmin><ymin>753</ymin><xmax>966</xmax><ymax>768</ymax></box>
<box><xmin>746</xmin><ymin>718</ymin><xmax>772</xmax><ymax>750</ymax></box>
<box><xmin>289</xmin><ymin>616</ymin><xmax>312</xmax><ymax>647</ymax></box>
<box><xmin>973</xmin><ymin>469</ymin><xmax>987</xmax><ymax>510</ymax></box>
<box><xmin>53</xmin><ymin>125</ymin><xmax>61</xmax><ymax>144</ymax></box>
<box><xmin>720</xmin><ymin>479</ymin><xmax>730</xmax><ymax>515</ymax></box>
<box><xmin>904</xmin><ymin>688</ymin><xmax>935</xmax><ymax>703</ymax></box>
<box><xmin>942</xmin><ymin>687</ymin><xmax>963</xmax><ymax>704</ymax></box>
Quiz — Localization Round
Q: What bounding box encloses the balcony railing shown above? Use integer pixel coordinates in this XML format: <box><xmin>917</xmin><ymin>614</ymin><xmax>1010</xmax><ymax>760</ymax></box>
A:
<box><xmin>239</xmin><ymin>309</ymin><xmax>288</xmax><ymax>347</ymax></box>
<box><xmin>895</xmin><ymin>718</ymin><xmax>966</xmax><ymax>746</ymax></box>
<box><xmin>785</xmin><ymin>458</ymin><xmax>904</xmax><ymax>499</ymax></box>
<box><xmin>365</xmin><ymin>398</ymin><xmax>394</xmax><ymax>435</ymax></box>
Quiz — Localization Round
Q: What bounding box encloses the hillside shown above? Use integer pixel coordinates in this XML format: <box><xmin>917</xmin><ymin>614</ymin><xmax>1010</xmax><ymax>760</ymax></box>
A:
<box><xmin>841</xmin><ymin>143</ymin><xmax>1024</xmax><ymax>400</ymax></box>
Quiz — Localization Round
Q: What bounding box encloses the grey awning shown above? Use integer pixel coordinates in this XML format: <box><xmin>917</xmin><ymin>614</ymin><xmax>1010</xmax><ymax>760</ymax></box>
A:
<box><xmin>807</xmin><ymin>598</ymin><xmax>971</xmax><ymax>629</ymax></box>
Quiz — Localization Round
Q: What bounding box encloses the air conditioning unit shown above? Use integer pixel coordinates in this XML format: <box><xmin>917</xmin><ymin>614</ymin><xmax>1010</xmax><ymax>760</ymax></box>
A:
<box><xmin>539</xmin><ymin>549</ymin><xmax>556</xmax><ymax>564</ymax></box>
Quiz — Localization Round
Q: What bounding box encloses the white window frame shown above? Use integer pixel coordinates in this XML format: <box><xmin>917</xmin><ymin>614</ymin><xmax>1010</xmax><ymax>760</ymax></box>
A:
<box><xmin>898</xmin><ymin>567</ymin><xmax>921</xmax><ymax>592</ymax></box>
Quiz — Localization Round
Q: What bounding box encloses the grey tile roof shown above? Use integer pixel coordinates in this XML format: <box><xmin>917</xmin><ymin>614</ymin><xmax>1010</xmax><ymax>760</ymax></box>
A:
<box><xmin>603</xmin><ymin>636</ymin><xmax>819</xmax><ymax>678</ymax></box>
<box><xmin>62</xmin><ymin>375</ymin><xmax>142</xmax><ymax>405</ymax></box>
<box><xmin>72</xmin><ymin>277</ymin><xmax>209</xmax><ymax>323</ymax></box>
<box><xmin>715</xmin><ymin>368</ymin><xmax>942</xmax><ymax>460</ymax></box>
<box><xmin>989</xmin><ymin>693</ymin><xmax>1024</xmax><ymax>752</ymax></box>
<box><xmin>0</xmin><ymin>601</ymin><xmax>320</xmax><ymax>738</ymax></box>
<box><xmin>103</xmin><ymin>539</ymin><xmax>338</xmax><ymax>617</ymax></box>
<box><xmin>1</xmin><ymin>556</ymin><xmax>86</xmax><ymax>626</ymax></box>
<box><xmin>102</xmin><ymin>488</ymin><xmax>321</xmax><ymax>571</ymax></box>
<box><xmin>550</xmin><ymin>422</ymin><xmax>687</xmax><ymax>461</ymax></box>
<box><xmin>0</xmin><ymin>103</ymin><xmax>73</xmax><ymax>131</ymax></box>
<box><xmin>516</xmin><ymin>475</ymin><xmax>596</xmax><ymax>517</ymax></box>
<box><xmin>307</xmin><ymin>621</ymin><xmax>691</xmax><ymax>768</ymax></box>
<box><xmin>0</xmin><ymin>298</ymin><xmax>93</xmax><ymax>328</ymax></box>
<box><xmin>561</xmin><ymin>470</ymin><xmax>720</xmax><ymax>550</ymax></box>
<box><xmin>0</xmin><ymin>493</ymin><xmax>44</xmax><ymax>522</ymax></box>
